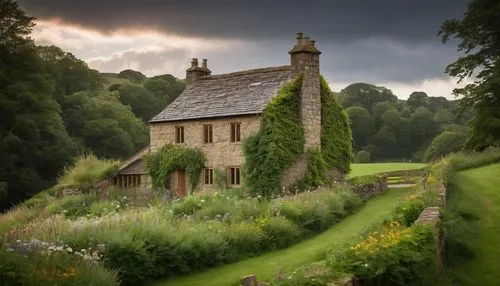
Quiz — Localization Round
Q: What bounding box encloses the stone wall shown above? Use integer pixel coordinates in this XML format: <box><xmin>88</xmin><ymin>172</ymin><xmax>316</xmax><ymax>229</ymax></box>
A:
<box><xmin>150</xmin><ymin>115</ymin><xmax>261</xmax><ymax>192</ymax></box>
<box><xmin>350</xmin><ymin>175</ymin><xmax>388</xmax><ymax>199</ymax></box>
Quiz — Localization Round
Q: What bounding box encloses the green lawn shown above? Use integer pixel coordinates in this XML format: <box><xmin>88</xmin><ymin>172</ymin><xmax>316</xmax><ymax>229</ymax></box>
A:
<box><xmin>446</xmin><ymin>164</ymin><xmax>500</xmax><ymax>285</ymax></box>
<box><xmin>152</xmin><ymin>188</ymin><xmax>410</xmax><ymax>286</ymax></box>
<box><xmin>349</xmin><ymin>163</ymin><xmax>426</xmax><ymax>177</ymax></box>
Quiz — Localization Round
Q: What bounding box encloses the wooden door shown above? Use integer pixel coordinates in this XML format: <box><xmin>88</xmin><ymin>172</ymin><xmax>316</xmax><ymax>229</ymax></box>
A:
<box><xmin>177</xmin><ymin>170</ymin><xmax>186</xmax><ymax>197</ymax></box>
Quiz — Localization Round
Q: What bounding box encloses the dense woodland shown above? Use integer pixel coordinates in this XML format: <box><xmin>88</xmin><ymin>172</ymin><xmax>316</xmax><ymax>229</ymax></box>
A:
<box><xmin>1</xmin><ymin>0</ymin><xmax>499</xmax><ymax>209</ymax></box>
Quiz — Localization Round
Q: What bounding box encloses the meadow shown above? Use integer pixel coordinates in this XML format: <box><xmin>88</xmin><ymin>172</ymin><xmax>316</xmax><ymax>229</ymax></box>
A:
<box><xmin>349</xmin><ymin>163</ymin><xmax>426</xmax><ymax>177</ymax></box>
<box><xmin>444</xmin><ymin>163</ymin><xmax>500</xmax><ymax>285</ymax></box>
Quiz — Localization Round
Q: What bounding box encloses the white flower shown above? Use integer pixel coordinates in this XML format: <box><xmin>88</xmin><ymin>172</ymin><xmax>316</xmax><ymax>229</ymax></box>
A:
<box><xmin>66</xmin><ymin>247</ymin><xmax>73</xmax><ymax>253</ymax></box>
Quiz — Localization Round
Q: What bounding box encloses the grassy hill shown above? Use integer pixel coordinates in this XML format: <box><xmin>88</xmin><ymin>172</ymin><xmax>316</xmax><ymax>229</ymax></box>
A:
<box><xmin>349</xmin><ymin>163</ymin><xmax>426</xmax><ymax>177</ymax></box>
<box><xmin>445</xmin><ymin>163</ymin><xmax>500</xmax><ymax>285</ymax></box>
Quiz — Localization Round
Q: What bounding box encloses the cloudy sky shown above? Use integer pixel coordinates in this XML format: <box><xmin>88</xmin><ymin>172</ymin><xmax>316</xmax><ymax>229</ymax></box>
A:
<box><xmin>19</xmin><ymin>0</ymin><xmax>469</xmax><ymax>99</ymax></box>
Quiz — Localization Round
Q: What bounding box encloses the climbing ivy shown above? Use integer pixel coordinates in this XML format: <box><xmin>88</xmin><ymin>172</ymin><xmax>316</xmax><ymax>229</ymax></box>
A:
<box><xmin>145</xmin><ymin>144</ymin><xmax>206</xmax><ymax>192</ymax></box>
<box><xmin>243</xmin><ymin>76</ymin><xmax>304</xmax><ymax>197</ymax></box>
<box><xmin>320</xmin><ymin>76</ymin><xmax>352</xmax><ymax>174</ymax></box>
<box><xmin>304</xmin><ymin>148</ymin><xmax>328</xmax><ymax>188</ymax></box>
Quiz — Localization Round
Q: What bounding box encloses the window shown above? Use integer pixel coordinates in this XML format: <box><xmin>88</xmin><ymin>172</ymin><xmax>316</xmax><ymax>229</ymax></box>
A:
<box><xmin>203</xmin><ymin>124</ymin><xmax>213</xmax><ymax>144</ymax></box>
<box><xmin>229</xmin><ymin>167</ymin><xmax>240</xmax><ymax>185</ymax></box>
<box><xmin>175</xmin><ymin>126</ymin><xmax>184</xmax><ymax>143</ymax></box>
<box><xmin>204</xmin><ymin>168</ymin><xmax>214</xmax><ymax>185</ymax></box>
<box><xmin>230</xmin><ymin>122</ymin><xmax>241</xmax><ymax>142</ymax></box>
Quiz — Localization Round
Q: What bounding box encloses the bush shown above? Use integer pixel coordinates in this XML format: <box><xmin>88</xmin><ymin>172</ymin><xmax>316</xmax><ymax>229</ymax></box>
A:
<box><xmin>448</xmin><ymin>147</ymin><xmax>500</xmax><ymax>171</ymax></box>
<box><xmin>393</xmin><ymin>193</ymin><xmax>425</xmax><ymax>226</ymax></box>
<box><xmin>90</xmin><ymin>200</ymin><xmax>120</xmax><ymax>217</ymax></box>
<box><xmin>328</xmin><ymin>222</ymin><xmax>437</xmax><ymax>285</ymax></box>
<box><xmin>355</xmin><ymin>151</ymin><xmax>371</xmax><ymax>163</ymax></box>
<box><xmin>214</xmin><ymin>221</ymin><xmax>264</xmax><ymax>260</ymax></box>
<box><xmin>46</xmin><ymin>194</ymin><xmax>100</xmax><ymax>219</ymax></box>
<box><xmin>0</xmin><ymin>243</ymin><xmax>118</xmax><ymax>286</ymax></box>
<box><xmin>57</xmin><ymin>154</ymin><xmax>119</xmax><ymax>192</ymax></box>
<box><xmin>259</xmin><ymin>217</ymin><xmax>302</xmax><ymax>249</ymax></box>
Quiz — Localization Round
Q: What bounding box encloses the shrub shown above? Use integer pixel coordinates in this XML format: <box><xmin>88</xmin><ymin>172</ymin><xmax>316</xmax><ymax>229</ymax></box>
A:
<box><xmin>393</xmin><ymin>193</ymin><xmax>425</xmax><ymax>226</ymax></box>
<box><xmin>90</xmin><ymin>200</ymin><xmax>120</xmax><ymax>217</ymax></box>
<box><xmin>448</xmin><ymin>147</ymin><xmax>500</xmax><ymax>171</ymax></box>
<box><xmin>214</xmin><ymin>221</ymin><xmax>265</xmax><ymax>260</ymax></box>
<box><xmin>57</xmin><ymin>154</ymin><xmax>119</xmax><ymax>192</ymax></box>
<box><xmin>259</xmin><ymin>216</ymin><xmax>302</xmax><ymax>249</ymax></box>
<box><xmin>0</xmin><ymin>242</ymin><xmax>117</xmax><ymax>286</ymax></box>
<box><xmin>271</xmin><ymin>262</ymin><xmax>333</xmax><ymax>286</ymax></box>
<box><xmin>355</xmin><ymin>151</ymin><xmax>371</xmax><ymax>163</ymax></box>
<box><xmin>171</xmin><ymin>195</ymin><xmax>207</xmax><ymax>215</ymax></box>
<box><xmin>328</xmin><ymin>222</ymin><xmax>437</xmax><ymax>285</ymax></box>
<box><xmin>46</xmin><ymin>194</ymin><xmax>100</xmax><ymax>219</ymax></box>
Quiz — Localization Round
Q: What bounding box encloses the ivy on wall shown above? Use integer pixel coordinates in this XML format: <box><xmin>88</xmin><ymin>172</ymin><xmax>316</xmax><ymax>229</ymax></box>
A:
<box><xmin>243</xmin><ymin>76</ymin><xmax>304</xmax><ymax>197</ymax></box>
<box><xmin>304</xmin><ymin>148</ymin><xmax>328</xmax><ymax>188</ymax></box>
<box><xmin>145</xmin><ymin>144</ymin><xmax>206</xmax><ymax>192</ymax></box>
<box><xmin>320</xmin><ymin>76</ymin><xmax>353</xmax><ymax>174</ymax></box>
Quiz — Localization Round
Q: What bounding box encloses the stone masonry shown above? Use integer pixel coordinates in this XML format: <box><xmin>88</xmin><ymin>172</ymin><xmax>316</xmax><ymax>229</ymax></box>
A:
<box><xmin>149</xmin><ymin>115</ymin><xmax>261</xmax><ymax>192</ymax></box>
<box><xmin>282</xmin><ymin>33</ymin><xmax>322</xmax><ymax>187</ymax></box>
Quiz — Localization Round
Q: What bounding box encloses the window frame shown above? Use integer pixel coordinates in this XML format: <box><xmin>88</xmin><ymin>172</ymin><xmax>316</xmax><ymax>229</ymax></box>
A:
<box><xmin>175</xmin><ymin>126</ymin><xmax>185</xmax><ymax>143</ymax></box>
<box><xmin>204</xmin><ymin>168</ymin><xmax>214</xmax><ymax>185</ymax></box>
<box><xmin>203</xmin><ymin>124</ymin><xmax>213</xmax><ymax>144</ymax></box>
<box><xmin>229</xmin><ymin>167</ymin><xmax>241</xmax><ymax>185</ymax></box>
<box><xmin>230</xmin><ymin>122</ymin><xmax>241</xmax><ymax>143</ymax></box>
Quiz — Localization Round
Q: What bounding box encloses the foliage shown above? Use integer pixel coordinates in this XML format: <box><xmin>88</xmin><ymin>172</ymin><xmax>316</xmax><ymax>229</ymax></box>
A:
<box><xmin>447</xmin><ymin>147</ymin><xmax>500</xmax><ymax>171</ymax></box>
<box><xmin>117</xmin><ymin>69</ymin><xmax>146</xmax><ymax>83</ymax></box>
<box><xmin>320</xmin><ymin>77</ymin><xmax>352</xmax><ymax>174</ymax></box>
<box><xmin>392</xmin><ymin>192</ymin><xmax>425</xmax><ymax>226</ymax></box>
<box><xmin>345</xmin><ymin>106</ymin><xmax>374</xmax><ymax>150</ymax></box>
<box><xmin>56</xmin><ymin>154</ymin><xmax>119</xmax><ymax>191</ymax></box>
<box><xmin>63</xmin><ymin>90</ymin><xmax>149</xmax><ymax>159</ymax></box>
<box><xmin>439</xmin><ymin>0</ymin><xmax>500</xmax><ymax>150</ymax></box>
<box><xmin>304</xmin><ymin>148</ymin><xmax>328</xmax><ymax>188</ymax></box>
<box><xmin>424</xmin><ymin>130</ymin><xmax>466</xmax><ymax>162</ymax></box>
<box><xmin>146</xmin><ymin>144</ymin><xmax>206</xmax><ymax>193</ymax></box>
<box><xmin>258</xmin><ymin>216</ymin><xmax>302</xmax><ymax>249</ymax></box>
<box><xmin>0</xmin><ymin>241</ymin><xmax>118</xmax><ymax>286</ymax></box>
<box><xmin>341</xmin><ymin>83</ymin><xmax>398</xmax><ymax>111</ymax></box>
<box><xmin>0</xmin><ymin>1</ymin><xmax>77</xmax><ymax>210</ymax></box>
<box><xmin>117</xmin><ymin>83</ymin><xmax>161</xmax><ymax>121</ymax></box>
<box><xmin>355</xmin><ymin>151</ymin><xmax>371</xmax><ymax>163</ymax></box>
<box><xmin>243</xmin><ymin>77</ymin><xmax>304</xmax><ymax>197</ymax></box>
<box><xmin>46</xmin><ymin>194</ymin><xmax>100</xmax><ymax>219</ymax></box>
<box><xmin>328</xmin><ymin>222</ymin><xmax>437</xmax><ymax>285</ymax></box>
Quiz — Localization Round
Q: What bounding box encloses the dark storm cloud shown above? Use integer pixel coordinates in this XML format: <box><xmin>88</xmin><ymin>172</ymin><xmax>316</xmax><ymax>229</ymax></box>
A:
<box><xmin>20</xmin><ymin>0</ymin><xmax>467</xmax><ymax>42</ymax></box>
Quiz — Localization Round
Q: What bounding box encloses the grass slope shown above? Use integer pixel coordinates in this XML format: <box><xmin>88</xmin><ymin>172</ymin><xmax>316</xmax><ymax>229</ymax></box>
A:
<box><xmin>446</xmin><ymin>164</ymin><xmax>500</xmax><ymax>285</ymax></box>
<box><xmin>349</xmin><ymin>163</ymin><xmax>426</xmax><ymax>177</ymax></box>
<box><xmin>153</xmin><ymin>188</ymin><xmax>410</xmax><ymax>286</ymax></box>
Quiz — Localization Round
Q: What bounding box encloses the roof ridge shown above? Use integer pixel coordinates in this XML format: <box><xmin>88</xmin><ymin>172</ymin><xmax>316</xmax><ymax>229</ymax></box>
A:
<box><xmin>200</xmin><ymin>65</ymin><xmax>291</xmax><ymax>80</ymax></box>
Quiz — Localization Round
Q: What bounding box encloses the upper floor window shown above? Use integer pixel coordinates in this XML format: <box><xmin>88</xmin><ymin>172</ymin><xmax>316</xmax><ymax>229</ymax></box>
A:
<box><xmin>203</xmin><ymin>124</ymin><xmax>213</xmax><ymax>144</ymax></box>
<box><xmin>229</xmin><ymin>167</ymin><xmax>241</xmax><ymax>185</ymax></box>
<box><xmin>175</xmin><ymin>126</ymin><xmax>184</xmax><ymax>143</ymax></box>
<box><xmin>230</xmin><ymin>122</ymin><xmax>241</xmax><ymax>142</ymax></box>
<box><xmin>204</xmin><ymin>168</ymin><xmax>214</xmax><ymax>185</ymax></box>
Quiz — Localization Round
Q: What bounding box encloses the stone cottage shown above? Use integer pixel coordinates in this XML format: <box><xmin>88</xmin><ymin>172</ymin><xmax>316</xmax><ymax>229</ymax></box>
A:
<box><xmin>115</xmin><ymin>33</ymin><xmax>328</xmax><ymax>196</ymax></box>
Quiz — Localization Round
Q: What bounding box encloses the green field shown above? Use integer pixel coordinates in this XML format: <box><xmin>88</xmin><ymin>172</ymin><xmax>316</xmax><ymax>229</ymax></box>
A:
<box><xmin>446</xmin><ymin>164</ymin><xmax>500</xmax><ymax>285</ymax></box>
<box><xmin>153</xmin><ymin>188</ymin><xmax>410</xmax><ymax>286</ymax></box>
<box><xmin>349</xmin><ymin>163</ymin><xmax>426</xmax><ymax>177</ymax></box>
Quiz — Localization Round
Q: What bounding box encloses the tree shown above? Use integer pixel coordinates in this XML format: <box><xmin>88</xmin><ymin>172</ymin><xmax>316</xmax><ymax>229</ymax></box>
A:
<box><xmin>354</xmin><ymin>151</ymin><xmax>371</xmax><ymax>163</ymax></box>
<box><xmin>345</xmin><ymin>106</ymin><xmax>375</xmax><ymax>150</ymax></box>
<box><xmin>0</xmin><ymin>0</ymin><xmax>34</xmax><ymax>50</ymax></box>
<box><xmin>424</xmin><ymin>131</ymin><xmax>466</xmax><ymax>161</ymax></box>
<box><xmin>368</xmin><ymin>128</ymin><xmax>398</xmax><ymax>160</ymax></box>
<box><xmin>63</xmin><ymin>91</ymin><xmax>149</xmax><ymax>158</ymax></box>
<box><xmin>117</xmin><ymin>84</ymin><xmax>161</xmax><ymax>121</ymax></box>
<box><xmin>118</xmin><ymin>69</ymin><xmax>146</xmax><ymax>83</ymax></box>
<box><xmin>410</xmin><ymin>107</ymin><xmax>439</xmax><ymax>150</ymax></box>
<box><xmin>0</xmin><ymin>0</ymin><xmax>76</xmax><ymax>208</ymax></box>
<box><xmin>372</xmin><ymin>101</ymin><xmax>397</xmax><ymax>129</ymax></box>
<box><xmin>439</xmin><ymin>0</ymin><xmax>500</xmax><ymax>150</ymax></box>
<box><xmin>407</xmin><ymin>92</ymin><xmax>429</xmax><ymax>112</ymax></box>
<box><xmin>341</xmin><ymin>83</ymin><xmax>398</xmax><ymax>111</ymax></box>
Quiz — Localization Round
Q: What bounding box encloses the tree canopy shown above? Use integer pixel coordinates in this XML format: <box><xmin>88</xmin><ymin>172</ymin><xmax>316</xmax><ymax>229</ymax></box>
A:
<box><xmin>439</xmin><ymin>0</ymin><xmax>500</xmax><ymax>150</ymax></box>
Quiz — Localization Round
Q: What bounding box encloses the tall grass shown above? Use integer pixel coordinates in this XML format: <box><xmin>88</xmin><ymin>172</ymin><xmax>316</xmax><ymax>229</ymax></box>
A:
<box><xmin>57</xmin><ymin>154</ymin><xmax>119</xmax><ymax>191</ymax></box>
<box><xmin>447</xmin><ymin>147</ymin><xmax>500</xmax><ymax>171</ymax></box>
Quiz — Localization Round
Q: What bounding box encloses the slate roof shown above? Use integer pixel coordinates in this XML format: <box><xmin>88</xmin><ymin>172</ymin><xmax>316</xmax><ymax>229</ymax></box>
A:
<box><xmin>150</xmin><ymin>66</ymin><xmax>292</xmax><ymax>122</ymax></box>
<box><xmin>117</xmin><ymin>146</ymin><xmax>149</xmax><ymax>175</ymax></box>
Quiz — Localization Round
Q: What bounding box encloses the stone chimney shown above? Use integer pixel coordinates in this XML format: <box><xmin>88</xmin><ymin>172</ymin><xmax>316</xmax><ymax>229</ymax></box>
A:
<box><xmin>186</xmin><ymin>58</ymin><xmax>211</xmax><ymax>84</ymax></box>
<box><xmin>289</xmin><ymin>32</ymin><xmax>321</xmax><ymax>150</ymax></box>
